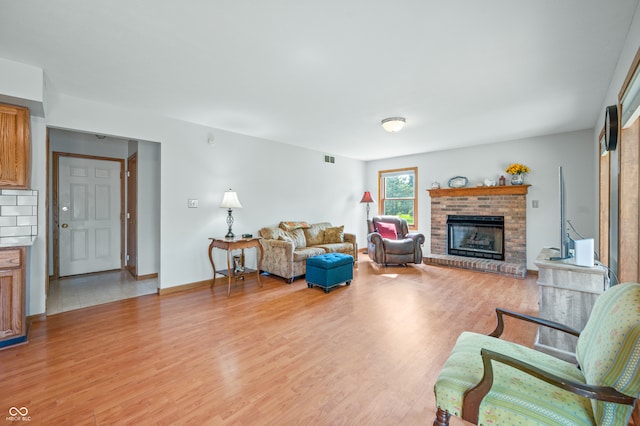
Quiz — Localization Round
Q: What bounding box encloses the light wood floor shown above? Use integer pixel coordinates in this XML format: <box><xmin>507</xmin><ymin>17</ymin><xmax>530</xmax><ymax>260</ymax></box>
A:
<box><xmin>1</xmin><ymin>258</ymin><xmax>540</xmax><ymax>425</ymax></box>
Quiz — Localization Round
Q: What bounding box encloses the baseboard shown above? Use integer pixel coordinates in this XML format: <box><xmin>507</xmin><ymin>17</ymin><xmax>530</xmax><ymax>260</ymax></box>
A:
<box><xmin>0</xmin><ymin>314</ymin><xmax>41</xmax><ymax>350</ymax></box>
<box><xmin>157</xmin><ymin>279</ymin><xmax>211</xmax><ymax>295</ymax></box>
<box><xmin>137</xmin><ymin>272</ymin><xmax>158</xmax><ymax>281</ymax></box>
<box><xmin>0</xmin><ymin>334</ymin><xmax>28</xmax><ymax>350</ymax></box>
<box><xmin>27</xmin><ymin>313</ymin><xmax>46</xmax><ymax>323</ymax></box>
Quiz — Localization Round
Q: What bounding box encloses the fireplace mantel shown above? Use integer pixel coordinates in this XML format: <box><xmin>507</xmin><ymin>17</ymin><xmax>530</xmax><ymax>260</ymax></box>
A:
<box><xmin>428</xmin><ymin>185</ymin><xmax>530</xmax><ymax>197</ymax></box>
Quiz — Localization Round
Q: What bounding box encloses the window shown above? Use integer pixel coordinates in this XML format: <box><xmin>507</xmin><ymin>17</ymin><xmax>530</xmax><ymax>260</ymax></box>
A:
<box><xmin>378</xmin><ymin>167</ymin><xmax>418</xmax><ymax>229</ymax></box>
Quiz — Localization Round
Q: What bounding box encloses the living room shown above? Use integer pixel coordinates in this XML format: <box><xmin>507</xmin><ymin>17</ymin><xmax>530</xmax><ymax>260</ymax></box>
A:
<box><xmin>1</xmin><ymin>1</ymin><xmax>638</xmax><ymax>316</ymax></box>
<box><xmin>1</xmin><ymin>1</ymin><xmax>640</xmax><ymax>423</ymax></box>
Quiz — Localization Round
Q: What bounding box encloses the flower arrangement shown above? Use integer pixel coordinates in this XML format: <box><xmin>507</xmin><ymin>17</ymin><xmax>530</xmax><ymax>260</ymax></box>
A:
<box><xmin>505</xmin><ymin>163</ymin><xmax>531</xmax><ymax>175</ymax></box>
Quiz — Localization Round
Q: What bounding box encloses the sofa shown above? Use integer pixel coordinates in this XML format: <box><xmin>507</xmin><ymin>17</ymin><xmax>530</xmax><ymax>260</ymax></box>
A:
<box><xmin>258</xmin><ymin>221</ymin><xmax>356</xmax><ymax>283</ymax></box>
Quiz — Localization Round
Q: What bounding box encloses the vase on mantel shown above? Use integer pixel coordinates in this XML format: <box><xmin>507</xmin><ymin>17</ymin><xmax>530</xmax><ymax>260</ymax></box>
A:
<box><xmin>511</xmin><ymin>174</ymin><xmax>525</xmax><ymax>185</ymax></box>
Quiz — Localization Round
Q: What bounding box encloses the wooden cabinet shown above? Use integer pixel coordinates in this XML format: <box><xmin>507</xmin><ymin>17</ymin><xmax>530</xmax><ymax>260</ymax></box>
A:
<box><xmin>534</xmin><ymin>248</ymin><xmax>607</xmax><ymax>362</ymax></box>
<box><xmin>0</xmin><ymin>247</ymin><xmax>26</xmax><ymax>347</ymax></box>
<box><xmin>0</xmin><ymin>103</ymin><xmax>30</xmax><ymax>189</ymax></box>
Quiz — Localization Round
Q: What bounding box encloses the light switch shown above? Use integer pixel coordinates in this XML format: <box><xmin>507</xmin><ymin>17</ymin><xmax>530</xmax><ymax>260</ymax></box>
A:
<box><xmin>532</xmin><ymin>200</ymin><xmax>539</xmax><ymax>208</ymax></box>
<box><xmin>188</xmin><ymin>199</ymin><xmax>199</xmax><ymax>208</ymax></box>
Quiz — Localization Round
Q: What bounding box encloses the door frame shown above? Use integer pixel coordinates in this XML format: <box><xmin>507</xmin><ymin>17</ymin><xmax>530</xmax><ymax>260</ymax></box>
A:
<box><xmin>126</xmin><ymin>152</ymin><xmax>138</xmax><ymax>278</ymax></box>
<box><xmin>52</xmin><ymin>152</ymin><xmax>126</xmax><ymax>279</ymax></box>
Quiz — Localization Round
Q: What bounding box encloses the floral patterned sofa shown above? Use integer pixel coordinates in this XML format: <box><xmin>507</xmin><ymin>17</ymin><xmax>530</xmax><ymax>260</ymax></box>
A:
<box><xmin>258</xmin><ymin>221</ymin><xmax>356</xmax><ymax>283</ymax></box>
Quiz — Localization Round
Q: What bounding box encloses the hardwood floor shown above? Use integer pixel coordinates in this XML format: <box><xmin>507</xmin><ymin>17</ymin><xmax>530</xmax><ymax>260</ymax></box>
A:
<box><xmin>1</xmin><ymin>258</ymin><xmax>540</xmax><ymax>425</ymax></box>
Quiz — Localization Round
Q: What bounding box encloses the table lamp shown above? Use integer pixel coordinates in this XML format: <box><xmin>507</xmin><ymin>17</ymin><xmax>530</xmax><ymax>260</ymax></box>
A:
<box><xmin>220</xmin><ymin>189</ymin><xmax>242</xmax><ymax>238</ymax></box>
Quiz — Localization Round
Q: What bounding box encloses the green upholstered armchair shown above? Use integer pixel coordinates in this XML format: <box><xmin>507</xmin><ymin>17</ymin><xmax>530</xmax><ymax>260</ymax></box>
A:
<box><xmin>433</xmin><ymin>282</ymin><xmax>640</xmax><ymax>426</ymax></box>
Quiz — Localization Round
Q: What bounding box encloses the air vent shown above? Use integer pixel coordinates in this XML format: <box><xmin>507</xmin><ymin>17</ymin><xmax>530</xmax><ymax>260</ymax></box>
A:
<box><xmin>324</xmin><ymin>154</ymin><xmax>335</xmax><ymax>164</ymax></box>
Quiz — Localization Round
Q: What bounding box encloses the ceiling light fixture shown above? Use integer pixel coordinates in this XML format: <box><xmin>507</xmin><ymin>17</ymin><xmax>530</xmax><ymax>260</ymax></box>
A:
<box><xmin>381</xmin><ymin>117</ymin><xmax>406</xmax><ymax>133</ymax></box>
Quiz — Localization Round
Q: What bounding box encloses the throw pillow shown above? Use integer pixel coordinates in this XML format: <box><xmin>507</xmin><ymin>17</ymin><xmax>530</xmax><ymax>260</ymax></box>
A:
<box><xmin>377</xmin><ymin>222</ymin><xmax>397</xmax><ymax>240</ymax></box>
<box><xmin>323</xmin><ymin>226</ymin><xmax>344</xmax><ymax>244</ymax></box>
<box><xmin>279</xmin><ymin>221</ymin><xmax>311</xmax><ymax>231</ymax></box>
<box><xmin>304</xmin><ymin>225</ymin><xmax>326</xmax><ymax>246</ymax></box>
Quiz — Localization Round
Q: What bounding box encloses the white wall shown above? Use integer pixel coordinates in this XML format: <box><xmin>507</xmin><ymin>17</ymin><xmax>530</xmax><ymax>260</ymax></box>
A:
<box><xmin>0</xmin><ymin>57</ymin><xmax>44</xmax><ymax>116</ymax></box>
<box><xmin>136</xmin><ymin>140</ymin><xmax>161</xmax><ymax>277</ymax></box>
<box><xmin>28</xmin><ymin>116</ymin><xmax>47</xmax><ymax>315</ymax></box>
<box><xmin>50</xmin><ymin>129</ymin><xmax>130</xmax><ymax>158</ymax></box>
<box><xmin>21</xmin><ymin>93</ymin><xmax>365</xmax><ymax>315</ymax></box>
<box><xmin>364</xmin><ymin>129</ymin><xmax>596</xmax><ymax>270</ymax></box>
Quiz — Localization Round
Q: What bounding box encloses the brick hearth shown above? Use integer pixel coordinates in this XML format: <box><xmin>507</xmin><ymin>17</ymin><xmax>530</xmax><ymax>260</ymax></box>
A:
<box><xmin>424</xmin><ymin>185</ymin><xmax>529</xmax><ymax>278</ymax></box>
<box><xmin>423</xmin><ymin>254</ymin><xmax>527</xmax><ymax>278</ymax></box>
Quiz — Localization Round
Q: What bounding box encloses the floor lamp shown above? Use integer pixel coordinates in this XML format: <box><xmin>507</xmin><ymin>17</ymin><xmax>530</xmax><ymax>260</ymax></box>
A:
<box><xmin>360</xmin><ymin>191</ymin><xmax>375</xmax><ymax>253</ymax></box>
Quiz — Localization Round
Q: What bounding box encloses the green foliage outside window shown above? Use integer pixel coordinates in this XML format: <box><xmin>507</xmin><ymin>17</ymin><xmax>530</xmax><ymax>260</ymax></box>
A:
<box><xmin>383</xmin><ymin>200</ymin><xmax>414</xmax><ymax>224</ymax></box>
<box><xmin>382</xmin><ymin>172</ymin><xmax>415</xmax><ymax>225</ymax></box>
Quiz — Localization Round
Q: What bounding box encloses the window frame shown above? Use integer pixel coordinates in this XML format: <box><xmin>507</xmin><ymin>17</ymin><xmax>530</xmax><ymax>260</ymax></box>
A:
<box><xmin>378</xmin><ymin>167</ymin><xmax>418</xmax><ymax>230</ymax></box>
<box><xmin>616</xmin><ymin>46</ymin><xmax>640</xmax><ymax>283</ymax></box>
<box><xmin>598</xmin><ymin>128</ymin><xmax>610</xmax><ymax>267</ymax></box>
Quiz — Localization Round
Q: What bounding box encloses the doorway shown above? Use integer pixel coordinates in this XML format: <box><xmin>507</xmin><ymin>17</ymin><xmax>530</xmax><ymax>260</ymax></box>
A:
<box><xmin>46</xmin><ymin>129</ymin><xmax>160</xmax><ymax>314</ymax></box>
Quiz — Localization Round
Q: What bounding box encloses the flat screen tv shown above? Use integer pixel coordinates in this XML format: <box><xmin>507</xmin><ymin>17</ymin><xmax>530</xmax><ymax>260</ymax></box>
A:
<box><xmin>551</xmin><ymin>166</ymin><xmax>572</xmax><ymax>260</ymax></box>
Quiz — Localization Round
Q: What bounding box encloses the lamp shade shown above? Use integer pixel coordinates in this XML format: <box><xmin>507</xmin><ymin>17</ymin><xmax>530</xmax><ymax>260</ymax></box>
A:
<box><xmin>381</xmin><ymin>117</ymin><xmax>406</xmax><ymax>133</ymax></box>
<box><xmin>219</xmin><ymin>190</ymin><xmax>242</xmax><ymax>209</ymax></box>
<box><xmin>360</xmin><ymin>191</ymin><xmax>375</xmax><ymax>203</ymax></box>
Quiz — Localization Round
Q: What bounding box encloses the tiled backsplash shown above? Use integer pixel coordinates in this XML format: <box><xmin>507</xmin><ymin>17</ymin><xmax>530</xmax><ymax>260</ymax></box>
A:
<box><xmin>0</xmin><ymin>189</ymin><xmax>38</xmax><ymax>246</ymax></box>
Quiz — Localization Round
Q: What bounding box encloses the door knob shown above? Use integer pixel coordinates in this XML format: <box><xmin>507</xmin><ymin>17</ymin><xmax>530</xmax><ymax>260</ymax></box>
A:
<box><xmin>61</xmin><ymin>223</ymin><xmax>68</xmax><ymax>228</ymax></box>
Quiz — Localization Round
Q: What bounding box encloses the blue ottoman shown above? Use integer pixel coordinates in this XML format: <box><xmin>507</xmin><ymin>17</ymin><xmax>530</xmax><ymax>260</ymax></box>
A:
<box><xmin>306</xmin><ymin>253</ymin><xmax>354</xmax><ymax>293</ymax></box>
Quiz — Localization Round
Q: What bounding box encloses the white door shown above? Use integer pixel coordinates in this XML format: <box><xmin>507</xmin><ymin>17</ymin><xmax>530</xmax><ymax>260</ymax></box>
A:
<box><xmin>58</xmin><ymin>156</ymin><xmax>122</xmax><ymax>277</ymax></box>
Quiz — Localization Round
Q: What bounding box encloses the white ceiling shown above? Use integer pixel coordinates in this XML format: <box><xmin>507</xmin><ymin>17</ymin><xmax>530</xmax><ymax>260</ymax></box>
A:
<box><xmin>0</xmin><ymin>0</ymin><xmax>638</xmax><ymax>161</ymax></box>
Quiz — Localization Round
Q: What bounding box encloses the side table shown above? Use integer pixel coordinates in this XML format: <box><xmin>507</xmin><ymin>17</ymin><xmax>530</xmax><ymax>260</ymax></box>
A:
<box><xmin>208</xmin><ymin>237</ymin><xmax>264</xmax><ymax>296</ymax></box>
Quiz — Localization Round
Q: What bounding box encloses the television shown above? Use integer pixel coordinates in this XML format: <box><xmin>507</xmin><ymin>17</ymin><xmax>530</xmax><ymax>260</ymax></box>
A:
<box><xmin>551</xmin><ymin>166</ymin><xmax>572</xmax><ymax>260</ymax></box>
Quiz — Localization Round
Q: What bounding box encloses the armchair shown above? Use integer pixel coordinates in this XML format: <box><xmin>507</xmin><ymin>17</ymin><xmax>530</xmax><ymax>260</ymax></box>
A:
<box><xmin>433</xmin><ymin>282</ymin><xmax>640</xmax><ymax>426</ymax></box>
<box><xmin>367</xmin><ymin>216</ymin><xmax>424</xmax><ymax>266</ymax></box>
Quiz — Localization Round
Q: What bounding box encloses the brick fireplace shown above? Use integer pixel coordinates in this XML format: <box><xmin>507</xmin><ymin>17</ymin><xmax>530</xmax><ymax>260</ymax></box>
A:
<box><xmin>424</xmin><ymin>185</ymin><xmax>529</xmax><ymax>278</ymax></box>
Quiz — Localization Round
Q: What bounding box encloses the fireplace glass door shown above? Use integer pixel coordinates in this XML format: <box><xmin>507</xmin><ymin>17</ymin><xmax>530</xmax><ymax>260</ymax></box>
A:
<box><xmin>447</xmin><ymin>215</ymin><xmax>504</xmax><ymax>260</ymax></box>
